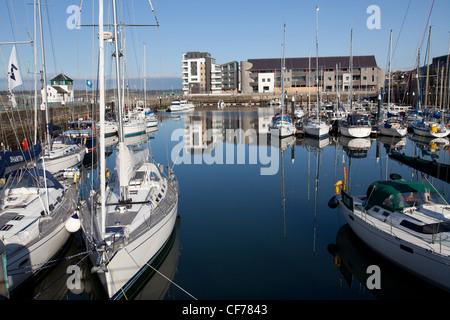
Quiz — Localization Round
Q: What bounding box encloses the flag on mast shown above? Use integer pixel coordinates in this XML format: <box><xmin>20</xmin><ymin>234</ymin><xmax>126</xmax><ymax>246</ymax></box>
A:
<box><xmin>7</xmin><ymin>46</ymin><xmax>23</xmax><ymax>108</ymax></box>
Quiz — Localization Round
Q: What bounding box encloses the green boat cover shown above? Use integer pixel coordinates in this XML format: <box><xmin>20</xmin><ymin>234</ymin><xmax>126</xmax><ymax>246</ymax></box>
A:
<box><xmin>365</xmin><ymin>180</ymin><xmax>441</xmax><ymax>212</ymax></box>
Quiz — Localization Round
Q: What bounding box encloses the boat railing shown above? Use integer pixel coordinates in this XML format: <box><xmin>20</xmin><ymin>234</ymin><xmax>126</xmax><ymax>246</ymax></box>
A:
<box><xmin>360</xmin><ymin>206</ymin><xmax>450</xmax><ymax>254</ymax></box>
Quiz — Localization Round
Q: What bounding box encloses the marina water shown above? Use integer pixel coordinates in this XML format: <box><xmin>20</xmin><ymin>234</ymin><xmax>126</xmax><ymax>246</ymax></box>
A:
<box><xmin>11</xmin><ymin>108</ymin><xmax>450</xmax><ymax>300</ymax></box>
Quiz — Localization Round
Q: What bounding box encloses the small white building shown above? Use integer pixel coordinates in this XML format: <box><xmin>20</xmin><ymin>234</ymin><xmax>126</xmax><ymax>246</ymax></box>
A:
<box><xmin>41</xmin><ymin>73</ymin><xmax>74</xmax><ymax>104</ymax></box>
<box><xmin>258</xmin><ymin>73</ymin><xmax>275</xmax><ymax>93</ymax></box>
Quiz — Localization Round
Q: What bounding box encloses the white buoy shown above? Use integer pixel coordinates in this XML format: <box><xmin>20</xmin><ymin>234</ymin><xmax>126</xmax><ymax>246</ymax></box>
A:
<box><xmin>65</xmin><ymin>212</ymin><xmax>81</xmax><ymax>233</ymax></box>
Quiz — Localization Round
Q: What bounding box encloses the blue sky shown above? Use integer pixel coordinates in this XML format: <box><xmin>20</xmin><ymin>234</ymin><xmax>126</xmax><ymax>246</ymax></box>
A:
<box><xmin>1</xmin><ymin>0</ymin><xmax>449</xmax><ymax>90</ymax></box>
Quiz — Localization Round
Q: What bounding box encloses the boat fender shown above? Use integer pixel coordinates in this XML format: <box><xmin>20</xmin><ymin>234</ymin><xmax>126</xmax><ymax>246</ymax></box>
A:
<box><xmin>328</xmin><ymin>196</ymin><xmax>339</xmax><ymax>209</ymax></box>
<box><xmin>389</xmin><ymin>173</ymin><xmax>402</xmax><ymax>180</ymax></box>
<box><xmin>65</xmin><ymin>212</ymin><xmax>81</xmax><ymax>233</ymax></box>
<box><xmin>334</xmin><ymin>180</ymin><xmax>346</xmax><ymax>194</ymax></box>
<box><xmin>105</xmin><ymin>168</ymin><xmax>110</xmax><ymax>179</ymax></box>
<box><xmin>73</xmin><ymin>168</ymin><xmax>79</xmax><ymax>183</ymax></box>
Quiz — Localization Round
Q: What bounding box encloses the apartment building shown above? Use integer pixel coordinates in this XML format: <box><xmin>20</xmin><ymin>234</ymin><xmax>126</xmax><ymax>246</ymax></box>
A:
<box><xmin>182</xmin><ymin>52</ymin><xmax>239</xmax><ymax>95</ymax></box>
<box><xmin>182</xmin><ymin>53</ymin><xmax>384</xmax><ymax>97</ymax></box>
<box><xmin>221</xmin><ymin>61</ymin><xmax>239</xmax><ymax>93</ymax></box>
<box><xmin>241</xmin><ymin>55</ymin><xmax>384</xmax><ymax>96</ymax></box>
<box><xmin>182</xmin><ymin>52</ymin><xmax>213</xmax><ymax>95</ymax></box>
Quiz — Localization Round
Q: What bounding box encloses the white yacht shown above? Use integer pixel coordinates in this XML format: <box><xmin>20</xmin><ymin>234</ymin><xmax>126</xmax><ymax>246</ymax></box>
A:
<box><xmin>339</xmin><ymin>114</ymin><xmax>372</xmax><ymax>138</ymax></box>
<box><xmin>332</xmin><ymin>176</ymin><xmax>450</xmax><ymax>292</ymax></box>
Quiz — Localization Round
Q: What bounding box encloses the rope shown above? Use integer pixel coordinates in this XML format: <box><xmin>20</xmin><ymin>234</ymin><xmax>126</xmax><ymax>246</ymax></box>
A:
<box><xmin>104</xmin><ymin>250</ymin><xmax>128</xmax><ymax>300</ymax></box>
<box><xmin>32</xmin><ymin>250</ymin><xmax>91</xmax><ymax>300</ymax></box>
<box><xmin>7</xmin><ymin>250</ymin><xmax>94</xmax><ymax>276</ymax></box>
<box><xmin>125</xmin><ymin>247</ymin><xmax>197</xmax><ymax>300</ymax></box>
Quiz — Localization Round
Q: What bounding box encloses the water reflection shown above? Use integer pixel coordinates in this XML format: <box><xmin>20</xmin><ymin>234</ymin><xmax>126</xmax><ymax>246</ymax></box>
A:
<box><xmin>13</xmin><ymin>219</ymin><xmax>181</xmax><ymax>300</ymax></box>
<box><xmin>327</xmin><ymin>224</ymin><xmax>449</xmax><ymax>299</ymax></box>
<box><xmin>11</xmin><ymin>108</ymin><xmax>450</xmax><ymax>300</ymax></box>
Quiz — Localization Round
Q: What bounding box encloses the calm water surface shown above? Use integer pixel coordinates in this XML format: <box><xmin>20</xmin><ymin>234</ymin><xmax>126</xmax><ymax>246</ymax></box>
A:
<box><xmin>12</xmin><ymin>107</ymin><xmax>450</xmax><ymax>300</ymax></box>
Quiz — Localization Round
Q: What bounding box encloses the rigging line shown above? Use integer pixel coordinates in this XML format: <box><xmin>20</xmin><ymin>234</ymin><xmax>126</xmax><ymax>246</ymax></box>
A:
<box><xmin>125</xmin><ymin>247</ymin><xmax>198</xmax><ymax>300</ymax></box>
<box><xmin>44</xmin><ymin>0</ymin><xmax>58</xmax><ymax>73</ymax></box>
<box><xmin>126</xmin><ymin>0</ymin><xmax>142</xmax><ymax>85</ymax></box>
<box><xmin>32</xmin><ymin>251</ymin><xmax>92</xmax><ymax>300</ymax></box>
<box><xmin>104</xmin><ymin>250</ymin><xmax>128</xmax><ymax>300</ymax></box>
<box><xmin>9</xmin><ymin>249</ymin><xmax>94</xmax><ymax>275</ymax></box>
<box><xmin>391</xmin><ymin>0</ymin><xmax>411</xmax><ymax>59</ymax></box>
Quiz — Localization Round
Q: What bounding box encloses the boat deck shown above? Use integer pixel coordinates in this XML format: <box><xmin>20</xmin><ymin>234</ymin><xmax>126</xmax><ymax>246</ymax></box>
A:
<box><xmin>80</xmin><ymin>178</ymin><xmax>178</xmax><ymax>249</ymax></box>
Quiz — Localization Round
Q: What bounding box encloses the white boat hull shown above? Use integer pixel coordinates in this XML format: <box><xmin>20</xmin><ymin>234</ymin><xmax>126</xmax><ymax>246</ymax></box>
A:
<box><xmin>97</xmin><ymin>201</ymin><xmax>178</xmax><ymax>299</ymax></box>
<box><xmin>7</xmin><ymin>224</ymin><xmax>71</xmax><ymax>293</ymax></box>
<box><xmin>37</xmin><ymin>146</ymin><xmax>85</xmax><ymax>175</ymax></box>
<box><xmin>339</xmin><ymin>125</ymin><xmax>371</xmax><ymax>138</ymax></box>
<box><xmin>123</xmin><ymin>121</ymin><xmax>147</xmax><ymax>138</ymax></box>
<box><xmin>270</xmin><ymin>124</ymin><xmax>295</xmax><ymax>138</ymax></box>
<box><xmin>339</xmin><ymin>199</ymin><xmax>450</xmax><ymax>292</ymax></box>
<box><xmin>304</xmin><ymin>122</ymin><xmax>330</xmax><ymax>139</ymax></box>
<box><xmin>411</xmin><ymin>122</ymin><xmax>450</xmax><ymax>138</ymax></box>
<box><xmin>378</xmin><ymin>126</ymin><xmax>407</xmax><ymax>137</ymax></box>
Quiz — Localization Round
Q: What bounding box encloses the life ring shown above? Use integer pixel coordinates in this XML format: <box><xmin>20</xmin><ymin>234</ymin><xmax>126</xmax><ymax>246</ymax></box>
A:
<box><xmin>446</xmin><ymin>123</ymin><xmax>450</xmax><ymax>129</ymax></box>
<box><xmin>334</xmin><ymin>180</ymin><xmax>346</xmax><ymax>195</ymax></box>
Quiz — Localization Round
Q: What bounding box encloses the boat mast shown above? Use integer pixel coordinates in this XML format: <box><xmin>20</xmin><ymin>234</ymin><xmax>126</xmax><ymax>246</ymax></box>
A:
<box><xmin>281</xmin><ymin>23</ymin><xmax>286</xmax><ymax>114</ymax></box>
<box><xmin>308</xmin><ymin>49</ymin><xmax>311</xmax><ymax>113</ymax></box>
<box><xmin>315</xmin><ymin>7</ymin><xmax>319</xmax><ymax>120</ymax></box>
<box><xmin>416</xmin><ymin>49</ymin><xmax>421</xmax><ymax>111</ymax></box>
<box><xmin>424</xmin><ymin>26</ymin><xmax>432</xmax><ymax>110</ymax></box>
<box><xmin>349</xmin><ymin>28</ymin><xmax>353</xmax><ymax>112</ymax></box>
<box><xmin>387</xmin><ymin>29</ymin><xmax>393</xmax><ymax>117</ymax></box>
<box><xmin>98</xmin><ymin>0</ymin><xmax>106</xmax><ymax>239</ymax></box>
<box><xmin>38</xmin><ymin>0</ymin><xmax>50</xmax><ymax>149</ymax></box>
<box><xmin>144</xmin><ymin>43</ymin><xmax>147</xmax><ymax>109</ymax></box>
<box><xmin>112</xmin><ymin>0</ymin><xmax>124</xmax><ymax>143</ymax></box>
<box><xmin>33</xmin><ymin>0</ymin><xmax>38</xmax><ymax>145</ymax></box>
<box><xmin>37</xmin><ymin>0</ymin><xmax>50</xmax><ymax>215</ymax></box>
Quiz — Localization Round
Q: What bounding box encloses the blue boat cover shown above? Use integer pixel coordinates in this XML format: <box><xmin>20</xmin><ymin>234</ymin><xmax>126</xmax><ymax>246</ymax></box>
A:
<box><xmin>0</xmin><ymin>143</ymin><xmax>42</xmax><ymax>178</ymax></box>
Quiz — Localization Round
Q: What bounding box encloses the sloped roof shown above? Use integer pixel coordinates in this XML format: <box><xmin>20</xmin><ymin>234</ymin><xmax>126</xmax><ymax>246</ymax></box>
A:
<box><xmin>51</xmin><ymin>73</ymin><xmax>73</xmax><ymax>81</ymax></box>
<box><xmin>247</xmin><ymin>55</ymin><xmax>378</xmax><ymax>71</ymax></box>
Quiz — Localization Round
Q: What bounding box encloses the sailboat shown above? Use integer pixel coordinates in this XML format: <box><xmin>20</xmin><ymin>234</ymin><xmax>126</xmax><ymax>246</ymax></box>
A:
<box><xmin>303</xmin><ymin>7</ymin><xmax>331</xmax><ymax>139</ymax></box>
<box><xmin>378</xmin><ymin>30</ymin><xmax>407</xmax><ymax>138</ymax></box>
<box><xmin>80</xmin><ymin>0</ymin><xmax>179</xmax><ymax>299</ymax></box>
<box><xmin>35</xmin><ymin>4</ymin><xmax>86</xmax><ymax>175</ymax></box>
<box><xmin>269</xmin><ymin>23</ymin><xmax>296</xmax><ymax>138</ymax></box>
<box><xmin>411</xmin><ymin>26</ymin><xmax>450</xmax><ymax>138</ymax></box>
<box><xmin>338</xmin><ymin>29</ymin><xmax>372</xmax><ymax>138</ymax></box>
<box><xmin>1</xmin><ymin>47</ymin><xmax>43</xmax><ymax>178</ymax></box>
<box><xmin>0</xmin><ymin>1</ymin><xmax>80</xmax><ymax>296</ymax></box>
<box><xmin>331</xmin><ymin>174</ymin><xmax>450</xmax><ymax>292</ymax></box>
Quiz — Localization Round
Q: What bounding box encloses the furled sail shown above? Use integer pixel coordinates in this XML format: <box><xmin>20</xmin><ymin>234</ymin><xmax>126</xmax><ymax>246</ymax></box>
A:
<box><xmin>115</xmin><ymin>141</ymin><xmax>148</xmax><ymax>188</ymax></box>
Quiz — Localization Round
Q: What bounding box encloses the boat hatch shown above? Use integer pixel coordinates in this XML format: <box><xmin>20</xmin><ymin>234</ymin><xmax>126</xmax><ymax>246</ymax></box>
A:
<box><xmin>399</xmin><ymin>220</ymin><xmax>450</xmax><ymax>235</ymax></box>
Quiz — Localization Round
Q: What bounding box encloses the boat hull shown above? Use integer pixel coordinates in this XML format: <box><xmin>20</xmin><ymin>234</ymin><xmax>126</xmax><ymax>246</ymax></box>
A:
<box><xmin>270</xmin><ymin>125</ymin><xmax>295</xmax><ymax>138</ymax></box>
<box><xmin>338</xmin><ymin>199</ymin><xmax>450</xmax><ymax>292</ymax></box>
<box><xmin>378</xmin><ymin>126</ymin><xmax>407</xmax><ymax>137</ymax></box>
<box><xmin>7</xmin><ymin>224</ymin><xmax>71</xmax><ymax>294</ymax></box>
<box><xmin>123</xmin><ymin>122</ymin><xmax>147</xmax><ymax>138</ymax></box>
<box><xmin>411</xmin><ymin>121</ymin><xmax>450</xmax><ymax>138</ymax></box>
<box><xmin>304</xmin><ymin>123</ymin><xmax>330</xmax><ymax>139</ymax></box>
<box><xmin>339</xmin><ymin>125</ymin><xmax>371</xmax><ymax>138</ymax></box>
<box><xmin>37</xmin><ymin>146</ymin><xmax>85</xmax><ymax>175</ymax></box>
<box><xmin>96</xmin><ymin>200</ymin><xmax>178</xmax><ymax>299</ymax></box>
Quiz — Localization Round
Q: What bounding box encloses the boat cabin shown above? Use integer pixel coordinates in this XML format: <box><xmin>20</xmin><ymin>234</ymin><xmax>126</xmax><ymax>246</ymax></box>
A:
<box><xmin>365</xmin><ymin>180</ymin><xmax>444</xmax><ymax>212</ymax></box>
